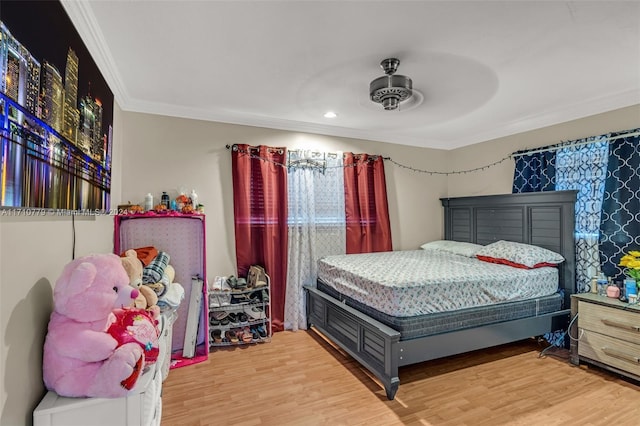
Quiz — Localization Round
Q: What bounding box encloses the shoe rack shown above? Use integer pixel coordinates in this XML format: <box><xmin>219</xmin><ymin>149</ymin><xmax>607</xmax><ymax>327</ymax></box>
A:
<box><xmin>208</xmin><ymin>274</ymin><xmax>272</xmax><ymax>347</ymax></box>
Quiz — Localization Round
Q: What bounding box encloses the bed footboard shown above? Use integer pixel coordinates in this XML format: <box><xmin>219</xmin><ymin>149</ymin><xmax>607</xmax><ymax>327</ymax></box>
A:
<box><xmin>305</xmin><ymin>285</ymin><xmax>401</xmax><ymax>400</ymax></box>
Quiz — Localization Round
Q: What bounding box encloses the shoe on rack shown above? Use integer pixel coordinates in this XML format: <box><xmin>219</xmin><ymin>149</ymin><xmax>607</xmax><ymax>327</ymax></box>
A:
<box><xmin>248</xmin><ymin>290</ymin><xmax>262</xmax><ymax>302</ymax></box>
<box><xmin>236</xmin><ymin>277</ymin><xmax>247</xmax><ymax>289</ymax></box>
<box><xmin>250</xmin><ymin>327</ymin><xmax>260</xmax><ymax>340</ymax></box>
<box><xmin>227</xmin><ymin>312</ymin><xmax>239</xmax><ymax>326</ymax></box>
<box><xmin>210</xmin><ymin>293</ymin><xmax>231</xmax><ymax>307</ymax></box>
<box><xmin>209</xmin><ymin>295</ymin><xmax>221</xmax><ymax>308</ymax></box>
<box><xmin>226</xmin><ymin>330</ymin><xmax>239</xmax><ymax>344</ymax></box>
<box><xmin>247</xmin><ymin>289</ymin><xmax>269</xmax><ymax>302</ymax></box>
<box><xmin>231</xmin><ymin>293</ymin><xmax>250</xmax><ymax>304</ymax></box>
<box><xmin>219</xmin><ymin>294</ymin><xmax>231</xmax><ymax>306</ymax></box>
<box><xmin>209</xmin><ymin>315</ymin><xmax>220</xmax><ymax>326</ymax></box>
<box><xmin>211</xmin><ymin>329</ymin><xmax>223</xmax><ymax>343</ymax></box>
<box><xmin>211</xmin><ymin>311</ymin><xmax>229</xmax><ymax>321</ymax></box>
<box><xmin>220</xmin><ymin>276</ymin><xmax>232</xmax><ymax>291</ymax></box>
<box><xmin>244</xmin><ymin>306</ymin><xmax>266</xmax><ymax>320</ymax></box>
<box><xmin>211</xmin><ymin>276</ymin><xmax>225</xmax><ymax>291</ymax></box>
<box><xmin>247</xmin><ymin>265</ymin><xmax>268</xmax><ymax>289</ymax></box>
<box><xmin>241</xmin><ymin>327</ymin><xmax>253</xmax><ymax>343</ymax></box>
<box><xmin>256</xmin><ymin>265</ymin><xmax>268</xmax><ymax>288</ymax></box>
<box><xmin>212</xmin><ymin>310</ymin><xmax>231</xmax><ymax>326</ymax></box>
<box><xmin>225</xmin><ymin>275</ymin><xmax>238</xmax><ymax>289</ymax></box>
<box><xmin>256</xmin><ymin>325</ymin><xmax>267</xmax><ymax>338</ymax></box>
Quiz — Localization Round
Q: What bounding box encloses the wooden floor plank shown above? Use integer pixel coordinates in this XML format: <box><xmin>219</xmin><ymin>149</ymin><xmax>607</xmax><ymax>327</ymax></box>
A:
<box><xmin>161</xmin><ymin>331</ymin><xmax>640</xmax><ymax>425</ymax></box>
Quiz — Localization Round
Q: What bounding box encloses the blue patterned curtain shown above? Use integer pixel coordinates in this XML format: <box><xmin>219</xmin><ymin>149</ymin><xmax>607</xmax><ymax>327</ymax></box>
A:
<box><xmin>512</xmin><ymin>150</ymin><xmax>556</xmax><ymax>192</ymax></box>
<box><xmin>599</xmin><ymin>129</ymin><xmax>640</xmax><ymax>281</ymax></box>
<box><xmin>556</xmin><ymin>138</ymin><xmax>609</xmax><ymax>293</ymax></box>
<box><xmin>513</xmin><ymin>138</ymin><xmax>608</xmax><ymax>347</ymax></box>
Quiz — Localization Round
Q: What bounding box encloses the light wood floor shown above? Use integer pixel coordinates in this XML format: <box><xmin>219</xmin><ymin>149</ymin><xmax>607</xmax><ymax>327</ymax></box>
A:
<box><xmin>162</xmin><ymin>330</ymin><xmax>640</xmax><ymax>425</ymax></box>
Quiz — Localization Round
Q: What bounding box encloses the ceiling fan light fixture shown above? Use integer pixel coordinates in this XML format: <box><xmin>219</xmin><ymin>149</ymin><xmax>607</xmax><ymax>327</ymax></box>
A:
<box><xmin>369</xmin><ymin>58</ymin><xmax>413</xmax><ymax>111</ymax></box>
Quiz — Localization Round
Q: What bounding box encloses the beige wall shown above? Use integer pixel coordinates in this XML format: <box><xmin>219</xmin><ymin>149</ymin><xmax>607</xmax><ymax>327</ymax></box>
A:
<box><xmin>0</xmin><ymin>104</ymin><xmax>125</xmax><ymax>425</ymax></box>
<box><xmin>118</xmin><ymin>112</ymin><xmax>449</xmax><ymax>279</ymax></box>
<box><xmin>447</xmin><ymin>104</ymin><xmax>640</xmax><ymax>197</ymax></box>
<box><xmin>1</xmin><ymin>103</ymin><xmax>637</xmax><ymax>424</ymax></box>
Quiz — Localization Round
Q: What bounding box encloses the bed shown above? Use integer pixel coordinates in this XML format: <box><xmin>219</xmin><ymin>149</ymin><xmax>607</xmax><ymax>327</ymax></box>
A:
<box><xmin>305</xmin><ymin>190</ymin><xmax>577</xmax><ymax>400</ymax></box>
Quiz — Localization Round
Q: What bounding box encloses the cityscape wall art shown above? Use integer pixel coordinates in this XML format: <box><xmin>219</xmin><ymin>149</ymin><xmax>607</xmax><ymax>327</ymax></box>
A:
<box><xmin>0</xmin><ymin>0</ymin><xmax>113</xmax><ymax>211</ymax></box>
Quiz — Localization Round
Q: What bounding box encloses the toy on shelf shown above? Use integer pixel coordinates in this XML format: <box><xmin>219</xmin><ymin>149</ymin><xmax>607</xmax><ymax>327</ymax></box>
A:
<box><xmin>42</xmin><ymin>253</ymin><xmax>159</xmax><ymax>398</ymax></box>
<box><xmin>120</xmin><ymin>249</ymin><xmax>161</xmax><ymax>319</ymax></box>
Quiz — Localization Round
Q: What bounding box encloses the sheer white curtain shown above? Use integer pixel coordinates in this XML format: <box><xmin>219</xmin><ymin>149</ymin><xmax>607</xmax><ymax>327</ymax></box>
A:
<box><xmin>285</xmin><ymin>151</ymin><xmax>345</xmax><ymax>330</ymax></box>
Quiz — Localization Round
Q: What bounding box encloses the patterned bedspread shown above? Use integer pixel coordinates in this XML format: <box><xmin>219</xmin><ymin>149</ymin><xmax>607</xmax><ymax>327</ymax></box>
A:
<box><xmin>317</xmin><ymin>250</ymin><xmax>559</xmax><ymax>317</ymax></box>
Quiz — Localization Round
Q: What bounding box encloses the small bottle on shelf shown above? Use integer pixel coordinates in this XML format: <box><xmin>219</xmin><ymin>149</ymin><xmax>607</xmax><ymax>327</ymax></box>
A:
<box><xmin>161</xmin><ymin>192</ymin><xmax>170</xmax><ymax>210</ymax></box>
<box><xmin>190</xmin><ymin>189</ymin><xmax>198</xmax><ymax>208</ymax></box>
<box><xmin>144</xmin><ymin>193</ymin><xmax>153</xmax><ymax>212</ymax></box>
<box><xmin>596</xmin><ymin>273</ymin><xmax>608</xmax><ymax>296</ymax></box>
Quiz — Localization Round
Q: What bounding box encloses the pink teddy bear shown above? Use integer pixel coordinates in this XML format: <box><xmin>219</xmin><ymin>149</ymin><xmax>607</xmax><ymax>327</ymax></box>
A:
<box><xmin>42</xmin><ymin>253</ymin><xmax>145</xmax><ymax>398</ymax></box>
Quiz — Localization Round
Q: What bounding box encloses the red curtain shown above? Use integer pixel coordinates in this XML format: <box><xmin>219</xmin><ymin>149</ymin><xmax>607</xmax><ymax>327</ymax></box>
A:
<box><xmin>343</xmin><ymin>153</ymin><xmax>392</xmax><ymax>254</ymax></box>
<box><xmin>232</xmin><ymin>144</ymin><xmax>288</xmax><ymax>332</ymax></box>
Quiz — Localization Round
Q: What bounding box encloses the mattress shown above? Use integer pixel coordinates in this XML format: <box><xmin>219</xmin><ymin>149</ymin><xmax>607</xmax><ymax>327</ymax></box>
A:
<box><xmin>317</xmin><ymin>249</ymin><xmax>559</xmax><ymax>317</ymax></box>
<box><xmin>316</xmin><ymin>280</ymin><xmax>563</xmax><ymax>341</ymax></box>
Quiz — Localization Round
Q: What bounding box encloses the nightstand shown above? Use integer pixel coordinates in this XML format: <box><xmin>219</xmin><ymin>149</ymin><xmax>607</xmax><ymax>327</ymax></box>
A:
<box><xmin>570</xmin><ymin>293</ymin><xmax>640</xmax><ymax>381</ymax></box>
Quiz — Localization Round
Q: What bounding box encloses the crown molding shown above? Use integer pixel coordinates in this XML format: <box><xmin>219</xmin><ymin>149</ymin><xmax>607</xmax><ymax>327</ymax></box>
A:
<box><xmin>61</xmin><ymin>1</ymin><xmax>131</xmax><ymax>109</ymax></box>
<box><xmin>457</xmin><ymin>89</ymin><xmax>640</xmax><ymax>149</ymax></box>
<box><xmin>61</xmin><ymin>1</ymin><xmax>639</xmax><ymax>150</ymax></box>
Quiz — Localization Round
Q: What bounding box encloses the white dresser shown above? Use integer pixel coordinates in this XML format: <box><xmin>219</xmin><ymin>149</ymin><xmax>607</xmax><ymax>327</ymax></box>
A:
<box><xmin>33</xmin><ymin>311</ymin><xmax>175</xmax><ymax>426</ymax></box>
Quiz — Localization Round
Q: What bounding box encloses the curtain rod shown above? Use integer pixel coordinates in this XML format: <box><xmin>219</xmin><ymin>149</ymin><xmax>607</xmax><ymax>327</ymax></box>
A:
<box><xmin>225</xmin><ymin>144</ymin><xmax>380</xmax><ymax>159</ymax></box>
<box><xmin>511</xmin><ymin>130</ymin><xmax>640</xmax><ymax>158</ymax></box>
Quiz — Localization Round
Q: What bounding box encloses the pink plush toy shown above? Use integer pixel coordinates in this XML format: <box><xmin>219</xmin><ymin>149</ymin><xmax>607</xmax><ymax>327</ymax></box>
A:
<box><xmin>108</xmin><ymin>308</ymin><xmax>160</xmax><ymax>365</ymax></box>
<box><xmin>42</xmin><ymin>253</ymin><xmax>147</xmax><ymax>398</ymax></box>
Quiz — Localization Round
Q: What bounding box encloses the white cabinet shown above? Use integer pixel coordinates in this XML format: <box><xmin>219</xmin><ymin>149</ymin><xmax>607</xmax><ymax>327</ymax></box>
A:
<box><xmin>33</xmin><ymin>372</ymin><xmax>161</xmax><ymax>426</ymax></box>
<box><xmin>33</xmin><ymin>312</ymin><xmax>174</xmax><ymax>426</ymax></box>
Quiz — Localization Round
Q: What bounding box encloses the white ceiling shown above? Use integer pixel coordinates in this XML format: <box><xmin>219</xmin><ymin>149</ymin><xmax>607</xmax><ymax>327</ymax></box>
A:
<box><xmin>62</xmin><ymin>1</ymin><xmax>640</xmax><ymax>150</ymax></box>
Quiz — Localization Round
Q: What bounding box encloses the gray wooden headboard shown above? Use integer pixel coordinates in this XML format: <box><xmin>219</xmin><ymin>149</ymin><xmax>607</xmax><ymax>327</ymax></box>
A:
<box><xmin>441</xmin><ymin>190</ymin><xmax>577</xmax><ymax>307</ymax></box>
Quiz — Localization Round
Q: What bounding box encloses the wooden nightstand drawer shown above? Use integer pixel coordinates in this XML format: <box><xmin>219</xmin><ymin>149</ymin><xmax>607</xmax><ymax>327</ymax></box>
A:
<box><xmin>578</xmin><ymin>301</ymin><xmax>640</xmax><ymax>345</ymax></box>
<box><xmin>578</xmin><ymin>330</ymin><xmax>640</xmax><ymax>377</ymax></box>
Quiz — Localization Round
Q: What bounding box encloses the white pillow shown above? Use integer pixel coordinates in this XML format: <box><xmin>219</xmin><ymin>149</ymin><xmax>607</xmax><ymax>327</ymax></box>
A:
<box><xmin>475</xmin><ymin>240</ymin><xmax>565</xmax><ymax>269</ymax></box>
<box><xmin>420</xmin><ymin>240</ymin><xmax>483</xmax><ymax>258</ymax></box>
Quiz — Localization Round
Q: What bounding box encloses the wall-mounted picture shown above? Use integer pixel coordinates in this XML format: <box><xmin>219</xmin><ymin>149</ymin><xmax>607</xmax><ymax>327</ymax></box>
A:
<box><xmin>0</xmin><ymin>0</ymin><xmax>113</xmax><ymax>211</ymax></box>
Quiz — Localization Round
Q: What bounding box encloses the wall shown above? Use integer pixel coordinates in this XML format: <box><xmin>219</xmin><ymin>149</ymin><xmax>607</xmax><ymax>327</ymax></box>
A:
<box><xmin>0</xmin><ymin>104</ymin><xmax>124</xmax><ymax>426</ymax></box>
<box><xmin>118</xmin><ymin>112</ymin><xmax>449</xmax><ymax>279</ymax></box>
<box><xmin>0</xmin><ymin>106</ymin><xmax>447</xmax><ymax>425</ymax></box>
<box><xmin>447</xmin><ymin>104</ymin><xmax>640</xmax><ymax>197</ymax></box>
<box><xmin>1</xmin><ymin>103</ymin><xmax>637</xmax><ymax>424</ymax></box>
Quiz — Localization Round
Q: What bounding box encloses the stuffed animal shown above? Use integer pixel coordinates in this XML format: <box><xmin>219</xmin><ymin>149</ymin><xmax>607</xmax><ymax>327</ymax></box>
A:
<box><xmin>120</xmin><ymin>249</ymin><xmax>143</xmax><ymax>289</ymax></box>
<box><xmin>139</xmin><ymin>285</ymin><xmax>160</xmax><ymax>319</ymax></box>
<box><xmin>108</xmin><ymin>307</ymin><xmax>160</xmax><ymax>365</ymax></box>
<box><xmin>120</xmin><ymin>249</ymin><xmax>160</xmax><ymax>319</ymax></box>
<box><xmin>42</xmin><ymin>253</ymin><xmax>147</xmax><ymax>398</ymax></box>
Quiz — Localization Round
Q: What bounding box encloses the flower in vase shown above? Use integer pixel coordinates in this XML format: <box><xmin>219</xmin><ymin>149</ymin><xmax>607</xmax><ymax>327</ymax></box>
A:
<box><xmin>619</xmin><ymin>250</ymin><xmax>640</xmax><ymax>281</ymax></box>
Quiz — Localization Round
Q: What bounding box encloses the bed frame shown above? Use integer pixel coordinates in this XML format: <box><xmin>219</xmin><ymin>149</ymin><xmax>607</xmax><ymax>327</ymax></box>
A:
<box><xmin>305</xmin><ymin>190</ymin><xmax>577</xmax><ymax>400</ymax></box>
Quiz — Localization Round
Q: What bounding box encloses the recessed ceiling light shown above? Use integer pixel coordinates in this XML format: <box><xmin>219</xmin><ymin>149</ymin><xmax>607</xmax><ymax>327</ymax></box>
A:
<box><xmin>323</xmin><ymin>111</ymin><xmax>337</xmax><ymax>118</ymax></box>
